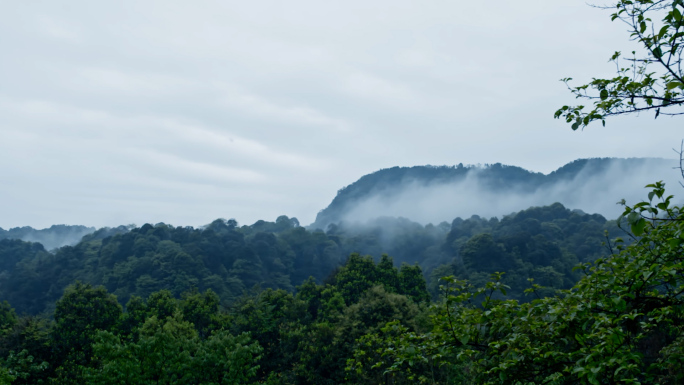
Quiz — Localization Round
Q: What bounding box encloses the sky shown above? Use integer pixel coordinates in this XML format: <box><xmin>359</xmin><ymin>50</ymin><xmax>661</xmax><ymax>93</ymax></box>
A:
<box><xmin>1</xmin><ymin>0</ymin><xmax>683</xmax><ymax>229</ymax></box>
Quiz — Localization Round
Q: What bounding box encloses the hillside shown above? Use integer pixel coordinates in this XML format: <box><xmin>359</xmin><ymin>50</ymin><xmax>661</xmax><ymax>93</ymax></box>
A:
<box><xmin>311</xmin><ymin>157</ymin><xmax>677</xmax><ymax>230</ymax></box>
<box><xmin>0</xmin><ymin>202</ymin><xmax>618</xmax><ymax>315</ymax></box>
<box><xmin>0</xmin><ymin>224</ymin><xmax>97</xmax><ymax>250</ymax></box>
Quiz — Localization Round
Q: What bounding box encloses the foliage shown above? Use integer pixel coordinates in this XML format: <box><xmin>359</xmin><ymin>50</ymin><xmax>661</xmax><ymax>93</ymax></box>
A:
<box><xmin>330</xmin><ymin>253</ymin><xmax>430</xmax><ymax>305</ymax></box>
<box><xmin>0</xmin><ymin>366</ymin><xmax>14</xmax><ymax>385</ymax></box>
<box><xmin>0</xmin><ymin>204</ymin><xmax>630</xmax><ymax>383</ymax></box>
<box><xmin>0</xmin><ymin>302</ymin><xmax>16</xmax><ymax>337</ymax></box>
<box><xmin>51</xmin><ymin>282</ymin><xmax>122</xmax><ymax>364</ymax></box>
<box><xmin>2</xmin><ymin>350</ymin><xmax>48</xmax><ymax>385</ymax></box>
<box><xmin>0</xmin><ymin>315</ymin><xmax>51</xmax><ymax>385</ymax></box>
<box><xmin>0</xmin><ymin>159</ymin><xmax>657</xmax><ymax>318</ymax></box>
<box><xmin>363</xmin><ymin>183</ymin><xmax>684</xmax><ymax>384</ymax></box>
<box><xmin>86</xmin><ymin>313</ymin><xmax>262</xmax><ymax>385</ymax></box>
<box><xmin>429</xmin><ymin>202</ymin><xmax>619</xmax><ymax>301</ymax></box>
<box><xmin>556</xmin><ymin>0</ymin><xmax>684</xmax><ymax>128</ymax></box>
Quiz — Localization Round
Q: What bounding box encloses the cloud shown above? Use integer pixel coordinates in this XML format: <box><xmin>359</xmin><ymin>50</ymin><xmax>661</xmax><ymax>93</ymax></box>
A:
<box><xmin>1</xmin><ymin>0</ymin><xmax>683</xmax><ymax>229</ymax></box>
<box><xmin>37</xmin><ymin>14</ymin><xmax>83</xmax><ymax>42</ymax></box>
<box><xmin>78</xmin><ymin>68</ymin><xmax>195</xmax><ymax>95</ymax></box>
<box><xmin>220</xmin><ymin>88</ymin><xmax>351</xmax><ymax>133</ymax></box>
<box><xmin>341</xmin><ymin>72</ymin><xmax>417</xmax><ymax>108</ymax></box>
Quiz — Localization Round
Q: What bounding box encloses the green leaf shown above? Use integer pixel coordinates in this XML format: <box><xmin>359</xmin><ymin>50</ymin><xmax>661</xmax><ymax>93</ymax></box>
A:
<box><xmin>631</xmin><ymin>218</ymin><xmax>647</xmax><ymax>236</ymax></box>
<box><xmin>653</xmin><ymin>46</ymin><xmax>663</xmax><ymax>58</ymax></box>
<box><xmin>666</xmin><ymin>81</ymin><xmax>684</xmax><ymax>90</ymax></box>
<box><xmin>659</xmin><ymin>25</ymin><xmax>670</xmax><ymax>38</ymax></box>
<box><xmin>627</xmin><ymin>211</ymin><xmax>640</xmax><ymax>223</ymax></box>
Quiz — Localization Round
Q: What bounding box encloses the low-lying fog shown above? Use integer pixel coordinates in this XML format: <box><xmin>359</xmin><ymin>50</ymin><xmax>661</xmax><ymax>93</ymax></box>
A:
<box><xmin>340</xmin><ymin>159</ymin><xmax>682</xmax><ymax>225</ymax></box>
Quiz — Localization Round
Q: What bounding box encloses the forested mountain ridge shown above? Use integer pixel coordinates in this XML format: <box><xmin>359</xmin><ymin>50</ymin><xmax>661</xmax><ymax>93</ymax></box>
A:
<box><xmin>0</xmin><ymin>202</ymin><xmax>622</xmax><ymax>384</ymax></box>
<box><xmin>311</xmin><ymin>157</ymin><xmax>675</xmax><ymax>230</ymax></box>
<box><xmin>0</xmin><ymin>166</ymin><xmax>661</xmax><ymax>384</ymax></box>
<box><xmin>0</xmin><ymin>202</ymin><xmax>619</xmax><ymax>316</ymax></box>
<box><xmin>0</xmin><ymin>158</ymin><xmax>653</xmax><ymax>318</ymax></box>
<box><xmin>0</xmin><ymin>225</ymin><xmax>98</xmax><ymax>251</ymax></box>
<box><xmin>0</xmin><ymin>159</ymin><xmax>666</xmax><ymax>382</ymax></box>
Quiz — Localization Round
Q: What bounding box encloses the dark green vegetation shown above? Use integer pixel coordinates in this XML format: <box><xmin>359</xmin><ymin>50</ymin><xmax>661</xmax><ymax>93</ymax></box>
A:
<box><xmin>2</xmin><ymin>185</ymin><xmax>682</xmax><ymax>384</ymax></box>
<box><xmin>352</xmin><ymin>183</ymin><xmax>684</xmax><ymax>384</ymax></box>
<box><xmin>0</xmin><ymin>252</ymin><xmax>429</xmax><ymax>384</ymax></box>
<box><xmin>0</xmin><ymin>201</ymin><xmax>629</xmax><ymax>384</ymax></box>
<box><xmin>0</xmin><ymin>203</ymin><xmax>617</xmax><ymax>317</ymax></box>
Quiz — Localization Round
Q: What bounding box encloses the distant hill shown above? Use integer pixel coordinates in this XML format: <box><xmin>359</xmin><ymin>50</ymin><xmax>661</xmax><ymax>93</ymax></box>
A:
<box><xmin>311</xmin><ymin>158</ymin><xmax>678</xmax><ymax>230</ymax></box>
<box><xmin>0</xmin><ymin>224</ymin><xmax>97</xmax><ymax>250</ymax></box>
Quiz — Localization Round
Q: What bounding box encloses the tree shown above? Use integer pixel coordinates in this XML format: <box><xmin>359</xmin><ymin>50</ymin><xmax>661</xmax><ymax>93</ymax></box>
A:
<box><xmin>555</xmin><ymin>0</ymin><xmax>684</xmax><ymax>129</ymax></box>
<box><xmin>0</xmin><ymin>316</ymin><xmax>51</xmax><ymax>385</ymax></box>
<box><xmin>365</xmin><ymin>187</ymin><xmax>684</xmax><ymax>384</ymax></box>
<box><xmin>193</xmin><ymin>330</ymin><xmax>262</xmax><ymax>385</ymax></box>
<box><xmin>50</xmin><ymin>282</ymin><xmax>122</xmax><ymax>384</ymax></box>
<box><xmin>179</xmin><ymin>289</ymin><xmax>221</xmax><ymax>339</ymax></box>
<box><xmin>460</xmin><ymin>233</ymin><xmax>512</xmax><ymax>273</ymax></box>
<box><xmin>397</xmin><ymin>264</ymin><xmax>430</xmax><ymax>304</ymax></box>
<box><xmin>0</xmin><ymin>302</ymin><xmax>16</xmax><ymax>337</ymax></box>
<box><xmin>87</xmin><ymin>312</ymin><xmax>197</xmax><ymax>385</ymax></box>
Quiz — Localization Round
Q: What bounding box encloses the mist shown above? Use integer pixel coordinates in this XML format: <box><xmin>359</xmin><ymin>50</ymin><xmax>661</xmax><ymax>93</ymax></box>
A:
<box><xmin>338</xmin><ymin>158</ymin><xmax>682</xmax><ymax>226</ymax></box>
<box><xmin>0</xmin><ymin>225</ymin><xmax>96</xmax><ymax>251</ymax></box>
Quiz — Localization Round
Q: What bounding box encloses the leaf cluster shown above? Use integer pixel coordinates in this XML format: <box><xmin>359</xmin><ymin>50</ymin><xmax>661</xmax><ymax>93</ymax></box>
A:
<box><xmin>556</xmin><ymin>0</ymin><xmax>684</xmax><ymax>128</ymax></box>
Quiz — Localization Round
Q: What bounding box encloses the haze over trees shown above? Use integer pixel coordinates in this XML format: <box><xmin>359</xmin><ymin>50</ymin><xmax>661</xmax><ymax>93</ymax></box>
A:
<box><xmin>312</xmin><ymin>158</ymin><xmax>677</xmax><ymax>229</ymax></box>
<box><xmin>0</xmin><ymin>226</ymin><xmax>97</xmax><ymax>251</ymax></box>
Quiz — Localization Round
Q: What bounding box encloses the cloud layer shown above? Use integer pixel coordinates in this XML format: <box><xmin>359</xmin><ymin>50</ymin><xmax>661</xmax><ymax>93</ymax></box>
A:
<box><xmin>1</xmin><ymin>1</ymin><xmax>683</xmax><ymax>228</ymax></box>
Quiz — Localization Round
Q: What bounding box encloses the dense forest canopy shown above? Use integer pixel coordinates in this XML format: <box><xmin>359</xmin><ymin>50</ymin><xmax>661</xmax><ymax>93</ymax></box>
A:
<box><xmin>0</xmin><ymin>249</ymin><xmax>432</xmax><ymax>384</ymax></box>
<box><xmin>0</xmin><ymin>201</ymin><xmax>619</xmax><ymax>316</ymax></box>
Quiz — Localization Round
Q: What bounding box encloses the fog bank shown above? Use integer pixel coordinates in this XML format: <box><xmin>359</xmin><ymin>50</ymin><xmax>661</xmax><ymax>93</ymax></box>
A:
<box><xmin>318</xmin><ymin>158</ymin><xmax>681</xmax><ymax>228</ymax></box>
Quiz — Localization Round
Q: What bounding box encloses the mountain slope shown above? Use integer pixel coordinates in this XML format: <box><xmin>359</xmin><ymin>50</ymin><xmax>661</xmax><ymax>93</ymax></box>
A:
<box><xmin>0</xmin><ymin>224</ymin><xmax>96</xmax><ymax>250</ymax></box>
<box><xmin>311</xmin><ymin>158</ymin><xmax>677</xmax><ymax>230</ymax></box>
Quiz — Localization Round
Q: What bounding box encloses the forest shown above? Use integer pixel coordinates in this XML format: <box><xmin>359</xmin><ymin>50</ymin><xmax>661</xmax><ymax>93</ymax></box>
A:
<box><xmin>0</xmin><ymin>200</ymin><xmax>633</xmax><ymax>384</ymax></box>
<box><xmin>0</xmin><ymin>202</ymin><xmax>616</xmax><ymax>316</ymax></box>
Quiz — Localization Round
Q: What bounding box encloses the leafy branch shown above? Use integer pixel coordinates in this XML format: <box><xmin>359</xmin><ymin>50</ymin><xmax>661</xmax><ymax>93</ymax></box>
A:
<box><xmin>556</xmin><ymin>0</ymin><xmax>684</xmax><ymax>129</ymax></box>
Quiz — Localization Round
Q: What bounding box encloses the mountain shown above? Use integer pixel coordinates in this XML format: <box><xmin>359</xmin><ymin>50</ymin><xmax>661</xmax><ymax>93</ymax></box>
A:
<box><xmin>311</xmin><ymin>158</ymin><xmax>678</xmax><ymax>230</ymax></box>
<box><xmin>0</xmin><ymin>224</ymin><xmax>96</xmax><ymax>250</ymax></box>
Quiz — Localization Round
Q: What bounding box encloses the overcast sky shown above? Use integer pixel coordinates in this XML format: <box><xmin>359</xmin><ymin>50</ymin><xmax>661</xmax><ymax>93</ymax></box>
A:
<box><xmin>1</xmin><ymin>0</ymin><xmax>682</xmax><ymax>229</ymax></box>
